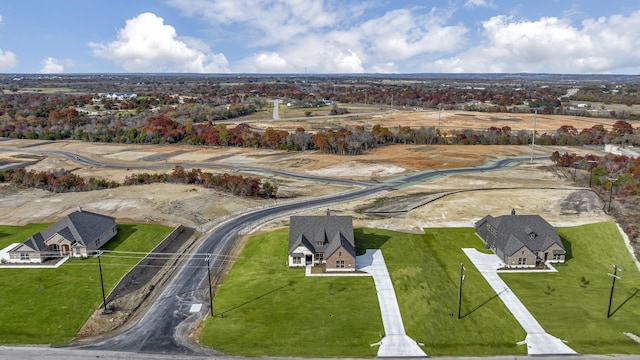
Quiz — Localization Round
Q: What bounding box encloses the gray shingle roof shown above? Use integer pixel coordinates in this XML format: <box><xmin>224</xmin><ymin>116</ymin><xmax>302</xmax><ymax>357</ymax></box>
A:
<box><xmin>19</xmin><ymin>210</ymin><xmax>116</xmax><ymax>252</ymax></box>
<box><xmin>288</xmin><ymin>216</ymin><xmax>355</xmax><ymax>258</ymax></box>
<box><xmin>477</xmin><ymin>214</ymin><xmax>565</xmax><ymax>257</ymax></box>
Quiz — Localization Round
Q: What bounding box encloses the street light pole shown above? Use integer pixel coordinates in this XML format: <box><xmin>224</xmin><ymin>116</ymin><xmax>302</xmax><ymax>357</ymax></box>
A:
<box><xmin>607</xmin><ymin>265</ymin><xmax>621</xmax><ymax>318</ymax></box>
<box><xmin>205</xmin><ymin>254</ymin><xmax>214</xmax><ymax>317</ymax></box>
<box><xmin>457</xmin><ymin>263</ymin><xmax>465</xmax><ymax>319</ymax></box>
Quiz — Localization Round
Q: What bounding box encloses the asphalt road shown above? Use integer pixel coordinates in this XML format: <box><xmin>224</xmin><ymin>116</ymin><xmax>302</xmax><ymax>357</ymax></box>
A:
<box><xmin>0</xmin><ymin>144</ymin><xmax>547</xmax><ymax>355</ymax></box>
<box><xmin>80</xmin><ymin>156</ymin><xmax>539</xmax><ymax>354</ymax></box>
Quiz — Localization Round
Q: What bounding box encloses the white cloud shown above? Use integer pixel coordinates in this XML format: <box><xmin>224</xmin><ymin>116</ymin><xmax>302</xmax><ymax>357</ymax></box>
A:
<box><xmin>464</xmin><ymin>0</ymin><xmax>493</xmax><ymax>8</ymax></box>
<box><xmin>0</xmin><ymin>49</ymin><xmax>17</xmax><ymax>70</ymax></box>
<box><xmin>167</xmin><ymin>0</ymin><xmax>344</xmax><ymax>46</ymax></box>
<box><xmin>431</xmin><ymin>11</ymin><xmax>640</xmax><ymax>73</ymax></box>
<box><xmin>242</xmin><ymin>52</ymin><xmax>288</xmax><ymax>73</ymax></box>
<box><xmin>39</xmin><ymin>57</ymin><xmax>65</xmax><ymax>73</ymax></box>
<box><xmin>89</xmin><ymin>12</ymin><xmax>229</xmax><ymax>73</ymax></box>
<box><xmin>168</xmin><ymin>1</ymin><xmax>467</xmax><ymax>73</ymax></box>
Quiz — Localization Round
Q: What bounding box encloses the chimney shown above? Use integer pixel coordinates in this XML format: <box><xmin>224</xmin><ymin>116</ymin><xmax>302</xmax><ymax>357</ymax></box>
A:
<box><xmin>326</xmin><ymin>209</ymin><xmax>331</xmax><ymax>216</ymax></box>
<box><xmin>78</xmin><ymin>206</ymin><xmax>83</xmax><ymax>212</ymax></box>
<box><xmin>511</xmin><ymin>208</ymin><xmax>516</xmax><ymax>216</ymax></box>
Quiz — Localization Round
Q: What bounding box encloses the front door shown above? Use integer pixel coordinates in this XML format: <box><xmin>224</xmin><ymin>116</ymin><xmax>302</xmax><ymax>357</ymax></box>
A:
<box><xmin>305</xmin><ymin>254</ymin><xmax>312</xmax><ymax>265</ymax></box>
<box><xmin>544</xmin><ymin>252</ymin><xmax>549</xmax><ymax>262</ymax></box>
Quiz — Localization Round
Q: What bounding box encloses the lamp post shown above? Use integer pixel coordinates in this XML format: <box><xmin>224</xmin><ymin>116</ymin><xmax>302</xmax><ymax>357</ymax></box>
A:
<box><xmin>608</xmin><ymin>178</ymin><xmax>618</xmax><ymax>213</ymax></box>
<box><xmin>457</xmin><ymin>263</ymin><xmax>465</xmax><ymax>319</ymax></box>
<box><xmin>607</xmin><ymin>265</ymin><xmax>621</xmax><ymax>318</ymax></box>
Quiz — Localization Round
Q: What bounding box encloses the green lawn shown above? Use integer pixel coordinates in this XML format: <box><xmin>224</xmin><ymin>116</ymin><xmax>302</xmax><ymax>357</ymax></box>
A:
<box><xmin>358</xmin><ymin>228</ymin><xmax>527</xmax><ymax>356</ymax></box>
<box><xmin>199</xmin><ymin>229</ymin><xmax>383</xmax><ymax>358</ymax></box>
<box><xmin>200</xmin><ymin>227</ymin><xmax>527</xmax><ymax>357</ymax></box>
<box><xmin>501</xmin><ymin>222</ymin><xmax>640</xmax><ymax>354</ymax></box>
<box><xmin>0</xmin><ymin>223</ymin><xmax>173</xmax><ymax>345</ymax></box>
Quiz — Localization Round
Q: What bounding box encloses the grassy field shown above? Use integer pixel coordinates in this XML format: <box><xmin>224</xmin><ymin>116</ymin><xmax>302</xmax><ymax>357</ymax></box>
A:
<box><xmin>200</xmin><ymin>227</ymin><xmax>527</xmax><ymax>357</ymax></box>
<box><xmin>357</xmin><ymin>228</ymin><xmax>528</xmax><ymax>356</ymax></box>
<box><xmin>0</xmin><ymin>223</ymin><xmax>173</xmax><ymax>345</ymax></box>
<box><xmin>502</xmin><ymin>222</ymin><xmax>640</xmax><ymax>354</ymax></box>
<box><xmin>199</xmin><ymin>229</ymin><xmax>383</xmax><ymax>358</ymax></box>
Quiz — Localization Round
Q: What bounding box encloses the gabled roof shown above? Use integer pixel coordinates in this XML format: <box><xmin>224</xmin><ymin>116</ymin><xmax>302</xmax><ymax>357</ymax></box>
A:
<box><xmin>288</xmin><ymin>216</ymin><xmax>355</xmax><ymax>258</ymax></box>
<box><xmin>16</xmin><ymin>210</ymin><xmax>116</xmax><ymax>253</ymax></box>
<box><xmin>477</xmin><ymin>214</ymin><xmax>565</xmax><ymax>257</ymax></box>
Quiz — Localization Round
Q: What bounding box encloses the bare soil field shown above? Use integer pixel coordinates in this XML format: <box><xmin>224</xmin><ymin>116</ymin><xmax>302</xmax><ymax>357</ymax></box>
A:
<box><xmin>0</xmin><ymin>125</ymin><xmax>611</xmax><ymax>232</ymax></box>
<box><xmin>251</xmin><ymin>109</ymin><xmax>620</xmax><ymax>134</ymax></box>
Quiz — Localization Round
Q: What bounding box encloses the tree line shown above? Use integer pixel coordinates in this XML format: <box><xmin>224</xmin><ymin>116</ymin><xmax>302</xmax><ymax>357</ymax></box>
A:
<box><xmin>0</xmin><ymin>166</ymin><xmax>277</xmax><ymax>198</ymax></box>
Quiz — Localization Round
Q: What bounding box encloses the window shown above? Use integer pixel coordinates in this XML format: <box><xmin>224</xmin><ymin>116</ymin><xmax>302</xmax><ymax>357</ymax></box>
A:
<box><xmin>20</xmin><ymin>253</ymin><xmax>30</xmax><ymax>260</ymax></box>
<box><xmin>316</xmin><ymin>241</ymin><xmax>323</xmax><ymax>246</ymax></box>
<box><xmin>292</xmin><ymin>256</ymin><xmax>301</xmax><ymax>264</ymax></box>
<box><xmin>336</xmin><ymin>260</ymin><xmax>345</xmax><ymax>268</ymax></box>
<box><xmin>315</xmin><ymin>253</ymin><xmax>324</xmax><ymax>262</ymax></box>
<box><xmin>338</xmin><ymin>251</ymin><xmax>342</xmax><ymax>257</ymax></box>
<box><xmin>74</xmin><ymin>248</ymin><xmax>81</xmax><ymax>256</ymax></box>
<box><xmin>553</xmin><ymin>254</ymin><xmax>562</xmax><ymax>260</ymax></box>
<box><xmin>518</xmin><ymin>257</ymin><xmax>527</xmax><ymax>265</ymax></box>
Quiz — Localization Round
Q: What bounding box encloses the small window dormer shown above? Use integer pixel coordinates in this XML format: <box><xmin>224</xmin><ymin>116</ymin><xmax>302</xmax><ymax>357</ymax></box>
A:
<box><xmin>528</xmin><ymin>232</ymin><xmax>536</xmax><ymax>239</ymax></box>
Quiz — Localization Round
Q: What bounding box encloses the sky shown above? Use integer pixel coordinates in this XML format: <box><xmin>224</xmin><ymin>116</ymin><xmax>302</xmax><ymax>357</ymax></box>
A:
<box><xmin>0</xmin><ymin>0</ymin><xmax>639</xmax><ymax>74</ymax></box>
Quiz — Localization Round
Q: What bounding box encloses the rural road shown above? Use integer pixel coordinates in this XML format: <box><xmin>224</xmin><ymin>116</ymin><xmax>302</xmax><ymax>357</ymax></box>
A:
<box><xmin>0</xmin><ymin>145</ymin><xmax>547</xmax><ymax>355</ymax></box>
<box><xmin>78</xmin><ymin>156</ymin><xmax>541</xmax><ymax>354</ymax></box>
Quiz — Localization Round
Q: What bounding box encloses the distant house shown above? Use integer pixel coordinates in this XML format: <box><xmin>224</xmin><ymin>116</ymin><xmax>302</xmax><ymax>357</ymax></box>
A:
<box><xmin>475</xmin><ymin>210</ymin><xmax>566</xmax><ymax>268</ymax></box>
<box><xmin>8</xmin><ymin>208</ymin><xmax>117</xmax><ymax>264</ymax></box>
<box><xmin>288</xmin><ymin>214</ymin><xmax>356</xmax><ymax>272</ymax></box>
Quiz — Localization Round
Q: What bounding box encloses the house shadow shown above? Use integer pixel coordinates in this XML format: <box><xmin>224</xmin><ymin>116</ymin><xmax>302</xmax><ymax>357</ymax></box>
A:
<box><xmin>461</xmin><ymin>287</ymin><xmax>508</xmax><ymax>318</ymax></box>
<box><xmin>102</xmin><ymin>224</ymin><xmax>138</xmax><ymax>250</ymax></box>
<box><xmin>354</xmin><ymin>229</ymin><xmax>391</xmax><ymax>256</ymax></box>
<box><xmin>559</xmin><ymin>236</ymin><xmax>573</xmax><ymax>262</ymax></box>
<box><xmin>609</xmin><ymin>288</ymin><xmax>639</xmax><ymax>317</ymax></box>
<box><xmin>215</xmin><ymin>282</ymin><xmax>292</xmax><ymax>318</ymax></box>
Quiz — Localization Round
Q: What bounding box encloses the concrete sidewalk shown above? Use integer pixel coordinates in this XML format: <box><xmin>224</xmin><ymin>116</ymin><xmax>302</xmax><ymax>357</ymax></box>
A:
<box><xmin>462</xmin><ymin>248</ymin><xmax>577</xmax><ymax>356</ymax></box>
<box><xmin>357</xmin><ymin>249</ymin><xmax>427</xmax><ymax>357</ymax></box>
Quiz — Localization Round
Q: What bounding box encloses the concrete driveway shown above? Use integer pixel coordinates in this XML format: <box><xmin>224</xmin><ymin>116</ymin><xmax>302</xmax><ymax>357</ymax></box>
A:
<box><xmin>356</xmin><ymin>249</ymin><xmax>427</xmax><ymax>357</ymax></box>
<box><xmin>462</xmin><ymin>248</ymin><xmax>577</xmax><ymax>356</ymax></box>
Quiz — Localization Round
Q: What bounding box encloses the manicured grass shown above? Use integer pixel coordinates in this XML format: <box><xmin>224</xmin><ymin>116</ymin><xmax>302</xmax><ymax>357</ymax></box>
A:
<box><xmin>358</xmin><ymin>228</ymin><xmax>527</xmax><ymax>356</ymax></box>
<box><xmin>199</xmin><ymin>229</ymin><xmax>383</xmax><ymax>358</ymax></box>
<box><xmin>200</xmin><ymin>228</ymin><xmax>527</xmax><ymax>357</ymax></box>
<box><xmin>0</xmin><ymin>223</ymin><xmax>173</xmax><ymax>345</ymax></box>
<box><xmin>501</xmin><ymin>222</ymin><xmax>640</xmax><ymax>354</ymax></box>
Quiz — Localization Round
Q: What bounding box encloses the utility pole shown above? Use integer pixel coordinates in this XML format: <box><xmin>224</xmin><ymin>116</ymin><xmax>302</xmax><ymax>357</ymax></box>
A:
<box><xmin>96</xmin><ymin>251</ymin><xmax>107</xmax><ymax>313</ymax></box>
<box><xmin>607</xmin><ymin>264</ymin><xmax>621</xmax><ymax>318</ymax></box>
<box><xmin>587</xmin><ymin>159</ymin><xmax>598</xmax><ymax>188</ymax></box>
<box><xmin>205</xmin><ymin>254</ymin><xmax>214</xmax><ymax>317</ymax></box>
<box><xmin>530</xmin><ymin>109</ymin><xmax>537</xmax><ymax>163</ymax></box>
<box><xmin>457</xmin><ymin>263</ymin><xmax>465</xmax><ymax>319</ymax></box>
<box><xmin>608</xmin><ymin>178</ymin><xmax>618</xmax><ymax>213</ymax></box>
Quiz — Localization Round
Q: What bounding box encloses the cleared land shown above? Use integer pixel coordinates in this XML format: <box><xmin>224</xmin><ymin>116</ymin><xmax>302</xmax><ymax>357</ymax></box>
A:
<box><xmin>0</xmin><ymin>224</ymin><xmax>173</xmax><ymax>345</ymax></box>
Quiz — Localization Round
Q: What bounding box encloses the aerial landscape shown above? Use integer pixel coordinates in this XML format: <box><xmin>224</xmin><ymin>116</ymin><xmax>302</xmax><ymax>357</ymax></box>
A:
<box><xmin>1</xmin><ymin>1</ymin><xmax>640</xmax><ymax>360</ymax></box>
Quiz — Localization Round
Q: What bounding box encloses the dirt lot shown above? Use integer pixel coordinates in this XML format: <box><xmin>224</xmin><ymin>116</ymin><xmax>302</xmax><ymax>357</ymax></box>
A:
<box><xmin>251</xmin><ymin>108</ymin><xmax>620</xmax><ymax>134</ymax></box>
<box><xmin>0</xmin><ymin>135</ymin><xmax>611</xmax><ymax>231</ymax></box>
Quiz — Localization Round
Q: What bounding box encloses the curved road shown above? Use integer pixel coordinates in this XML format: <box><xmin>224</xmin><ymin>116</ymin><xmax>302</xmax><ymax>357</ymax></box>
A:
<box><xmin>80</xmin><ymin>156</ymin><xmax>543</xmax><ymax>354</ymax></box>
<box><xmin>1</xmin><ymin>144</ymin><xmax>546</xmax><ymax>354</ymax></box>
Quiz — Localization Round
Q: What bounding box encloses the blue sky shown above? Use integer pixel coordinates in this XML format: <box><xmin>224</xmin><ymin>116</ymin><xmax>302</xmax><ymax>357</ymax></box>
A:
<box><xmin>1</xmin><ymin>0</ymin><xmax>639</xmax><ymax>74</ymax></box>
